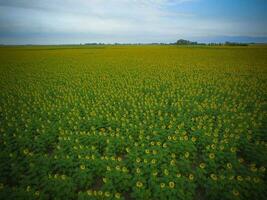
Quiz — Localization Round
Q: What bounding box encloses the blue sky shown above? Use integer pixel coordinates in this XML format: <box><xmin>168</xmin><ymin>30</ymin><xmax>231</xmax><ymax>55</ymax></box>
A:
<box><xmin>0</xmin><ymin>0</ymin><xmax>266</xmax><ymax>44</ymax></box>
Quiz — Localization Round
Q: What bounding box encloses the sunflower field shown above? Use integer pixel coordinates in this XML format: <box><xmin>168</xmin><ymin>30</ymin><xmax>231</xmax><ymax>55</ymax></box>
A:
<box><xmin>0</xmin><ymin>45</ymin><xmax>266</xmax><ymax>200</ymax></box>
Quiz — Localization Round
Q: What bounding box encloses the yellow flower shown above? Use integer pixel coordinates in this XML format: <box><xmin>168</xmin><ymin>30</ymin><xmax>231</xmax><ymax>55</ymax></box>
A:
<box><xmin>160</xmin><ymin>183</ymin><xmax>166</xmax><ymax>188</ymax></box>
<box><xmin>87</xmin><ymin>190</ymin><xmax>92</xmax><ymax>196</ymax></box>
<box><xmin>176</xmin><ymin>173</ymin><xmax>181</xmax><ymax>178</ymax></box>
<box><xmin>136</xmin><ymin>181</ymin><xmax>143</xmax><ymax>188</ymax></box>
<box><xmin>122</xmin><ymin>167</ymin><xmax>128</xmax><ymax>173</ymax></box>
<box><xmin>151</xmin><ymin>159</ymin><xmax>156</xmax><ymax>164</ymax></box>
<box><xmin>136</xmin><ymin>158</ymin><xmax>141</xmax><ymax>163</ymax></box>
<box><xmin>115</xmin><ymin>193</ymin><xmax>121</xmax><ymax>199</ymax></box>
<box><xmin>61</xmin><ymin>175</ymin><xmax>66</xmax><ymax>180</ymax></box>
<box><xmin>170</xmin><ymin>160</ymin><xmax>175</xmax><ymax>166</ymax></box>
<box><xmin>210</xmin><ymin>174</ymin><xmax>217</xmax><ymax>181</ymax></box>
<box><xmin>23</xmin><ymin>149</ymin><xmax>29</xmax><ymax>155</ymax></box>
<box><xmin>164</xmin><ymin>169</ymin><xmax>169</xmax><ymax>176</ymax></box>
<box><xmin>169</xmin><ymin>182</ymin><xmax>175</xmax><ymax>188</ymax></box>
<box><xmin>259</xmin><ymin>166</ymin><xmax>266</xmax><ymax>172</ymax></box>
<box><xmin>0</xmin><ymin>183</ymin><xmax>3</xmax><ymax>189</ymax></box>
<box><xmin>237</xmin><ymin>176</ymin><xmax>243</xmax><ymax>181</ymax></box>
<box><xmin>106</xmin><ymin>166</ymin><xmax>111</xmax><ymax>171</ymax></box>
<box><xmin>199</xmin><ymin>163</ymin><xmax>206</xmax><ymax>169</ymax></box>
<box><xmin>80</xmin><ymin>165</ymin><xmax>85</xmax><ymax>170</ymax></box>
<box><xmin>103</xmin><ymin>177</ymin><xmax>107</xmax><ymax>183</ymax></box>
<box><xmin>227</xmin><ymin>163</ymin><xmax>232</xmax><ymax>169</ymax></box>
<box><xmin>253</xmin><ymin>177</ymin><xmax>260</xmax><ymax>183</ymax></box>
<box><xmin>136</xmin><ymin>168</ymin><xmax>141</xmax><ymax>174</ymax></box>
<box><xmin>191</xmin><ymin>137</ymin><xmax>196</xmax><ymax>142</ymax></box>
<box><xmin>152</xmin><ymin>171</ymin><xmax>158</xmax><ymax>176</ymax></box>
<box><xmin>104</xmin><ymin>191</ymin><xmax>110</xmax><ymax>197</ymax></box>
<box><xmin>250</xmin><ymin>166</ymin><xmax>257</xmax><ymax>172</ymax></box>
<box><xmin>35</xmin><ymin>191</ymin><xmax>40</xmax><ymax>196</ymax></box>
<box><xmin>209</xmin><ymin>153</ymin><xmax>215</xmax><ymax>159</ymax></box>
<box><xmin>26</xmin><ymin>186</ymin><xmax>31</xmax><ymax>192</ymax></box>
<box><xmin>230</xmin><ymin>147</ymin><xmax>236</xmax><ymax>153</ymax></box>
<box><xmin>232</xmin><ymin>189</ymin><xmax>239</xmax><ymax>196</ymax></box>
<box><xmin>189</xmin><ymin>174</ymin><xmax>194</xmax><ymax>181</ymax></box>
<box><xmin>229</xmin><ymin>175</ymin><xmax>234</xmax><ymax>180</ymax></box>
<box><xmin>185</xmin><ymin>152</ymin><xmax>190</xmax><ymax>158</ymax></box>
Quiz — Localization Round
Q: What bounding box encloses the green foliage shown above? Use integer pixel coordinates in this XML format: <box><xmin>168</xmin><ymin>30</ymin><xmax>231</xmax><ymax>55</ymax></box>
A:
<box><xmin>0</xmin><ymin>45</ymin><xmax>267</xmax><ymax>199</ymax></box>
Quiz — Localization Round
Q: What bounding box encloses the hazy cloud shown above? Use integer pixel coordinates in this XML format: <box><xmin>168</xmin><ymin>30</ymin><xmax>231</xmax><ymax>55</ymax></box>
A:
<box><xmin>0</xmin><ymin>0</ymin><xmax>266</xmax><ymax>44</ymax></box>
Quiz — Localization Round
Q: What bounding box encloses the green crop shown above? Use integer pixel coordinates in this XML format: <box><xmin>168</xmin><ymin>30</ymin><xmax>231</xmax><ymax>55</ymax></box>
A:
<box><xmin>0</xmin><ymin>45</ymin><xmax>266</xmax><ymax>200</ymax></box>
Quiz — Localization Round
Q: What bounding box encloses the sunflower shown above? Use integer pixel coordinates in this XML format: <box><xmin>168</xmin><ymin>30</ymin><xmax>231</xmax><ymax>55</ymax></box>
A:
<box><xmin>209</xmin><ymin>153</ymin><xmax>215</xmax><ymax>159</ymax></box>
<box><xmin>104</xmin><ymin>191</ymin><xmax>110</xmax><ymax>197</ymax></box>
<box><xmin>189</xmin><ymin>174</ymin><xmax>194</xmax><ymax>181</ymax></box>
<box><xmin>26</xmin><ymin>186</ymin><xmax>31</xmax><ymax>192</ymax></box>
<box><xmin>237</xmin><ymin>176</ymin><xmax>243</xmax><ymax>181</ymax></box>
<box><xmin>227</xmin><ymin>163</ymin><xmax>232</xmax><ymax>169</ymax></box>
<box><xmin>87</xmin><ymin>190</ymin><xmax>92</xmax><ymax>196</ymax></box>
<box><xmin>80</xmin><ymin>164</ymin><xmax>85</xmax><ymax>170</ymax></box>
<box><xmin>164</xmin><ymin>169</ymin><xmax>169</xmax><ymax>176</ymax></box>
<box><xmin>170</xmin><ymin>160</ymin><xmax>175</xmax><ymax>166</ymax></box>
<box><xmin>259</xmin><ymin>166</ymin><xmax>266</xmax><ymax>172</ymax></box>
<box><xmin>115</xmin><ymin>193</ymin><xmax>121</xmax><ymax>199</ymax></box>
<box><xmin>136</xmin><ymin>181</ymin><xmax>143</xmax><ymax>188</ymax></box>
<box><xmin>232</xmin><ymin>189</ymin><xmax>239</xmax><ymax>196</ymax></box>
<box><xmin>152</xmin><ymin>171</ymin><xmax>158</xmax><ymax>176</ymax></box>
<box><xmin>199</xmin><ymin>163</ymin><xmax>206</xmax><ymax>169</ymax></box>
<box><xmin>169</xmin><ymin>182</ymin><xmax>175</xmax><ymax>188</ymax></box>
<box><xmin>122</xmin><ymin>167</ymin><xmax>128</xmax><ymax>173</ymax></box>
<box><xmin>191</xmin><ymin>137</ymin><xmax>196</xmax><ymax>142</ymax></box>
<box><xmin>210</xmin><ymin>174</ymin><xmax>217</xmax><ymax>181</ymax></box>
<box><xmin>185</xmin><ymin>152</ymin><xmax>190</xmax><ymax>158</ymax></box>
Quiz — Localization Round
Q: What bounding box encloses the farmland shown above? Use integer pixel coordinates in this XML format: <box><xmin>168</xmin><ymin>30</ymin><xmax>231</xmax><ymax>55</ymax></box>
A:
<box><xmin>0</xmin><ymin>45</ymin><xmax>266</xmax><ymax>200</ymax></box>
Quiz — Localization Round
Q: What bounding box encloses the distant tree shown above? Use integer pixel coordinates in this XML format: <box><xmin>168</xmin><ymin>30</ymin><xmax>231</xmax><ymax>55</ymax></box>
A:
<box><xmin>176</xmin><ymin>39</ymin><xmax>198</xmax><ymax>45</ymax></box>
<box><xmin>224</xmin><ymin>41</ymin><xmax>248</xmax><ymax>46</ymax></box>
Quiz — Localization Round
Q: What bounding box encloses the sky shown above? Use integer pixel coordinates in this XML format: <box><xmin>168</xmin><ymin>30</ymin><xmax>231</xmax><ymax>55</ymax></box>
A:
<box><xmin>0</xmin><ymin>0</ymin><xmax>266</xmax><ymax>44</ymax></box>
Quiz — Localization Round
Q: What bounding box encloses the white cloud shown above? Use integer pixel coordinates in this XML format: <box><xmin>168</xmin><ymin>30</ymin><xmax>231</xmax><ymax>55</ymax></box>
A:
<box><xmin>0</xmin><ymin>0</ymin><xmax>266</xmax><ymax>44</ymax></box>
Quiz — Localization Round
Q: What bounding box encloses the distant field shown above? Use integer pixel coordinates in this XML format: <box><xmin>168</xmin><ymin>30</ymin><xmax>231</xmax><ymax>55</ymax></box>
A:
<box><xmin>0</xmin><ymin>45</ymin><xmax>266</xmax><ymax>200</ymax></box>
